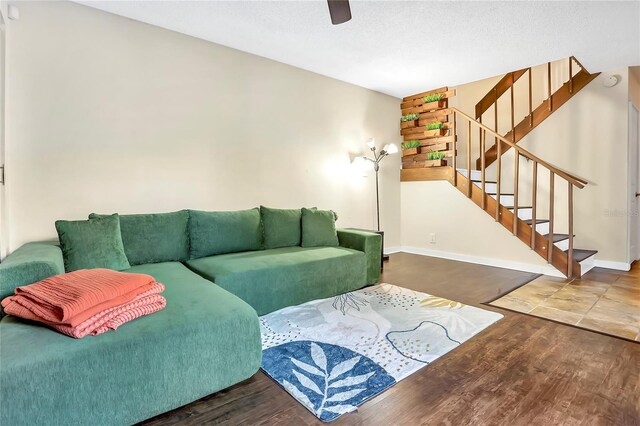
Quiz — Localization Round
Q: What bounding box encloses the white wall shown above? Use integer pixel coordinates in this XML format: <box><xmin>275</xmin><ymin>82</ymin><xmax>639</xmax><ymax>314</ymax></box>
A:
<box><xmin>3</xmin><ymin>1</ymin><xmax>401</xmax><ymax>253</ymax></box>
<box><xmin>402</xmin><ymin>62</ymin><xmax>632</xmax><ymax>270</ymax></box>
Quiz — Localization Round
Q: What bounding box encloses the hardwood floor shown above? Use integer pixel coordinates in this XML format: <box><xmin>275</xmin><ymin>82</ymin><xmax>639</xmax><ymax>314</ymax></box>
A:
<box><xmin>140</xmin><ymin>253</ymin><xmax>639</xmax><ymax>425</ymax></box>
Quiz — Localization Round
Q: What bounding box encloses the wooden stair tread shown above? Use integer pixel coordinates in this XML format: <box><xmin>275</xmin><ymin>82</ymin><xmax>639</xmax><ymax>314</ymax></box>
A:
<box><xmin>525</xmin><ymin>219</ymin><xmax>549</xmax><ymax>224</ymax></box>
<box><xmin>506</xmin><ymin>205</ymin><xmax>532</xmax><ymax>210</ymax></box>
<box><xmin>471</xmin><ymin>179</ymin><xmax>497</xmax><ymax>184</ymax></box>
<box><xmin>567</xmin><ymin>249</ymin><xmax>597</xmax><ymax>262</ymax></box>
<box><xmin>543</xmin><ymin>233</ymin><xmax>571</xmax><ymax>243</ymax></box>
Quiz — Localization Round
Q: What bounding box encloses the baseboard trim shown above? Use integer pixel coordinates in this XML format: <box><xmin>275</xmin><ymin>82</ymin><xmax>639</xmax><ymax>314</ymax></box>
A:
<box><xmin>384</xmin><ymin>246</ymin><xmax>402</xmax><ymax>255</ymax></box>
<box><xmin>395</xmin><ymin>246</ymin><xmax>565</xmax><ymax>278</ymax></box>
<box><xmin>593</xmin><ymin>260</ymin><xmax>631</xmax><ymax>271</ymax></box>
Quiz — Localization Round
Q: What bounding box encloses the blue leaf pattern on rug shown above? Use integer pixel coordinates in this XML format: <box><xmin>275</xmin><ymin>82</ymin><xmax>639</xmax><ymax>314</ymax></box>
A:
<box><xmin>262</xmin><ymin>341</ymin><xmax>396</xmax><ymax>422</ymax></box>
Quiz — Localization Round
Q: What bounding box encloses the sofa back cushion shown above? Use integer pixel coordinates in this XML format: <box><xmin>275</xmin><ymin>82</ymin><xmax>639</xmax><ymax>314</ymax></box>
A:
<box><xmin>301</xmin><ymin>208</ymin><xmax>339</xmax><ymax>247</ymax></box>
<box><xmin>260</xmin><ymin>206</ymin><xmax>302</xmax><ymax>249</ymax></box>
<box><xmin>55</xmin><ymin>214</ymin><xmax>131</xmax><ymax>272</ymax></box>
<box><xmin>189</xmin><ymin>208</ymin><xmax>263</xmax><ymax>258</ymax></box>
<box><xmin>89</xmin><ymin>210</ymin><xmax>189</xmax><ymax>266</ymax></box>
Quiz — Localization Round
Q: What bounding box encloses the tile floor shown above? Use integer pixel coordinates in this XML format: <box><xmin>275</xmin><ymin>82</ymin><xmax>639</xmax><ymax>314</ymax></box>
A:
<box><xmin>490</xmin><ymin>262</ymin><xmax>640</xmax><ymax>341</ymax></box>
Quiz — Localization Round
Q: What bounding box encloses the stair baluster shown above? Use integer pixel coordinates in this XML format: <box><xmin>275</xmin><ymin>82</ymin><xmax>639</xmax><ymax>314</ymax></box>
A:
<box><xmin>568</xmin><ymin>182</ymin><xmax>574</xmax><ymax>277</ymax></box>
<box><xmin>531</xmin><ymin>162</ymin><xmax>538</xmax><ymax>249</ymax></box>
<box><xmin>548</xmin><ymin>62</ymin><xmax>553</xmax><ymax>111</ymax></box>
<box><xmin>528</xmin><ymin>68</ymin><xmax>533</xmax><ymax>127</ymax></box>
<box><xmin>548</xmin><ymin>172</ymin><xmax>555</xmax><ymax>263</ymax></box>
<box><xmin>481</xmin><ymin>129</ymin><xmax>486</xmax><ymax>209</ymax></box>
<box><xmin>466</xmin><ymin>121</ymin><xmax>472</xmax><ymax>197</ymax></box>
<box><xmin>569</xmin><ymin>57</ymin><xmax>573</xmax><ymax>94</ymax></box>
<box><xmin>510</xmin><ymin>73</ymin><xmax>515</xmax><ymax>143</ymax></box>
<box><xmin>513</xmin><ymin>153</ymin><xmax>519</xmax><ymax>236</ymax></box>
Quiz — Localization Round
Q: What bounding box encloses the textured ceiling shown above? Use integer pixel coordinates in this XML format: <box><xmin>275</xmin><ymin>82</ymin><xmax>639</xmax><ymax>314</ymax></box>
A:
<box><xmin>76</xmin><ymin>1</ymin><xmax>640</xmax><ymax>98</ymax></box>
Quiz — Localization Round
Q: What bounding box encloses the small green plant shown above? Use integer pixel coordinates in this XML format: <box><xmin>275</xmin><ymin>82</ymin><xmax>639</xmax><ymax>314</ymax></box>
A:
<box><xmin>427</xmin><ymin>121</ymin><xmax>444</xmax><ymax>130</ymax></box>
<box><xmin>427</xmin><ymin>151</ymin><xmax>445</xmax><ymax>161</ymax></box>
<box><xmin>401</xmin><ymin>113</ymin><xmax>420</xmax><ymax>122</ymax></box>
<box><xmin>401</xmin><ymin>140</ymin><xmax>421</xmax><ymax>150</ymax></box>
<box><xmin>423</xmin><ymin>93</ymin><xmax>443</xmax><ymax>103</ymax></box>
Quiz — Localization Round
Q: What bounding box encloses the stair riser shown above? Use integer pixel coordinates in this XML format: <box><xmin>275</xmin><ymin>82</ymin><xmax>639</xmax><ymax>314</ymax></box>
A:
<box><xmin>510</xmin><ymin>207</ymin><xmax>532</xmax><ymax>220</ymax></box>
<box><xmin>534</xmin><ymin>222</ymin><xmax>550</xmax><ymax>234</ymax></box>
<box><xmin>579</xmin><ymin>254</ymin><xmax>596</xmax><ymax>275</ymax></box>
<box><xmin>457</xmin><ymin>169</ymin><xmax>482</xmax><ymax>181</ymax></box>
<box><xmin>490</xmin><ymin>194</ymin><xmax>514</xmax><ymax>205</ymax></box>
<box><xmin>554</xmin><ymin>239</ymin><xmax>570</xmax><ymax>251</ymax></box>
<box><xmin>472</xmin><ymin>181</ymin><xmax>498</xmax><ymax>193</ymax></box>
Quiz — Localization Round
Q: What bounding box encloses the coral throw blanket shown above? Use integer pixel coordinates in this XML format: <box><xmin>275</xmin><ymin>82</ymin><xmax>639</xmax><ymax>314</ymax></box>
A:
<box><xmin>1</xmin><ymin>268</ymin><xmax>166</xmax><ymax>338</ymax></box>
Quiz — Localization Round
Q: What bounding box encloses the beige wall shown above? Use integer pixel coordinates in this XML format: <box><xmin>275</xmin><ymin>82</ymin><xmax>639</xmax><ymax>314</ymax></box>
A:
<box><xmin>3</xmin><ymin>1</ymin><xmax>401</xmax><ymax>253</ymax></box>
<box><xmin>402</xmin><ymin>61</ymin><xmax>631</xmax><ymax>269</ymax></box>
<box><xmin>401</xmin><ymin>181</ymin><xmax>557</xmax><ymax>275</ymax></box>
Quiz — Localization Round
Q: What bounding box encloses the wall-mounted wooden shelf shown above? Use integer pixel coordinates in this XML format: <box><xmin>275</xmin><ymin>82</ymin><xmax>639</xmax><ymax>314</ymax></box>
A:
<box><xmin>400</xmin><ymin>87</ymin><xmax>456</xmax><ymax>181</ymax></box>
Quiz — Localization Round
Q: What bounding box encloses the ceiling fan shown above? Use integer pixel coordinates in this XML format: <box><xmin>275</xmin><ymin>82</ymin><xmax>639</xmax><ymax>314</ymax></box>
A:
<box><xmin>327</xmin><ymin>0</ymin><xmax>352</xmax><ymax>25</ymax></box>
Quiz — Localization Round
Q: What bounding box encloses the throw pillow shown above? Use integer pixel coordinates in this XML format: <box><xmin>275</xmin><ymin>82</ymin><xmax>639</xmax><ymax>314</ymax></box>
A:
<box><xmin>260</xmin><ymin>206</ymin><xmax>302</xmax><ymax>249</ymax></box>
<box><xmin>189</xmin><ymin>208</ymin><xmax>263</xmax><ymax>258</ymax></box>
<box><xmin>89</xmin><ymin>210</ymin><xmax>189</xmax><ymax>265</ymax></box>
<box><xmin>55</xmin><ymin>214</ymin><xmax>130</xmax><ymax>272</ymax></box>
<box><xmin>301</xmin><ymin>207</ymin><xmax>339</xmax><ymax>247</ymax></box>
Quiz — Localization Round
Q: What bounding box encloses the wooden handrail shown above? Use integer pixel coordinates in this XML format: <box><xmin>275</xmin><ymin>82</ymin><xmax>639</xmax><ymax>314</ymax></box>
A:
<box><xmin>451</xmin><ymin>107</ymin><xmax>588</xmax><ymax>188</ymax></box>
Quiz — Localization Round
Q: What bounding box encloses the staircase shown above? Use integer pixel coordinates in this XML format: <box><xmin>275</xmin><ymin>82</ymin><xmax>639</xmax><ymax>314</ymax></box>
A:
<box><xmin>449</xmin><ymin>106</ymin><xmax>596</xmax><ymax>278</ymax></box>
<box><xmin>398</xmin><ymin>58</ymin><xmax>599</xmax><ymax>278</ymax></box>
<box><xmin>475</xmin><ymin>57</ymin><xmax>600</xmax><ymax>169</ymax></box>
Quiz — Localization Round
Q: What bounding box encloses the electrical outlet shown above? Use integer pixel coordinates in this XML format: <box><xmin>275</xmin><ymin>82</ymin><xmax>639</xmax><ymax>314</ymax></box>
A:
<box><xmin>429</xmin><ymin>233</ymin><xmax>437</xmax><ymax>244</ymax></box>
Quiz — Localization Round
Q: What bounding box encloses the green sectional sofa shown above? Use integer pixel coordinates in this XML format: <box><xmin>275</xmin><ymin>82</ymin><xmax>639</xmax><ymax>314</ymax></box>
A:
<box><xmin>0</xmin><ymin>208</ymin><xmax>382</xmax><ymax>425</ymax></box>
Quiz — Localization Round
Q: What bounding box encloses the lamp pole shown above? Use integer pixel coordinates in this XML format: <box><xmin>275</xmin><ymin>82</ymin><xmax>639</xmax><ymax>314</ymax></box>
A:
<box><xmin>361</xmin><ymin>140</ymin><xmax>397</xmax><ymax>232</ymax></box>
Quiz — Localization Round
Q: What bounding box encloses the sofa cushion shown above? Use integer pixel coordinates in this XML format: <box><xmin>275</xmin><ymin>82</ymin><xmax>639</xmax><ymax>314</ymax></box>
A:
<box><xmin>90</xmin><ymin>210</ymin><xmax>189</xmax><ymax>265</ymax></box>
<box><xmin>186</xmin><ymin>246</ymin><xmax>366</xmax><ymax>315</ymax></box>
<box><xmin>189</xmin><ymin>208</ymin><xmax>263</xmax><ymax>258</ymax></box>
<box><xmin>55</xmin><ymin>214</ymin><xmax>130</xmax><ymax>272</ymax></box>
<box><xmin>301</xmin><ymin>208</ymin><xmax>339</xmax><ymax>247</ymax></box>
<box><xmin>0</xmin><ymin>262</ymin><xmax>261</xmax><ymax>426</ymax></box>
<box><xmin>260</xmin><ymin>206</ymin><xmax>302</xmax><ymax>249</ymax></box>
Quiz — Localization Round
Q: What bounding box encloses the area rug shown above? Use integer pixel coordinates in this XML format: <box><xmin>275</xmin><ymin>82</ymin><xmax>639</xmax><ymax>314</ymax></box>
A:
<box><xmin>260</xmin><ymin>283</ymin><xmax>503</xmax><ymax>421</ymax></box>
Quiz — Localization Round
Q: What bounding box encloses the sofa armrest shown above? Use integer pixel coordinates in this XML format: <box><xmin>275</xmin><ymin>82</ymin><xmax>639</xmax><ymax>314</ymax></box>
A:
<box><xmin>337</xmin><ymin>229</ymin><xmax>382</xmax><ymax>285</ymax></box>
<box><xmin>0</xmin><ymin>241</ymin><xmax>65</xmax><ymax>301</ymax></box>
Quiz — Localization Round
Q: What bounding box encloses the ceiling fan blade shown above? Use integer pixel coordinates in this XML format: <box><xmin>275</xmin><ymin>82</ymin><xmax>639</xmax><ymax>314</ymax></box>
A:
<box><xmin>327</xmin><ymin>0</ymin><xmax>351</xmax><ymax>25</ymax></box>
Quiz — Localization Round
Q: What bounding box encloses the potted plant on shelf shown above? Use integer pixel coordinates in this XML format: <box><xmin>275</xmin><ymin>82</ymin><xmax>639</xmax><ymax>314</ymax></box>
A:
<box><xmin>425</xmin><ymin>151</ymin><xmax>446</xmax><ymax>167</ymax></box>
<box><xmin>401</xmin><ymin>113</ymin><xmax>420</xmax><ymax>129</ymax></box>
<box><xmin>422</xmin><ymin>93</ymin><xmax>446</xmax><ymax>112</ymax></box>
<box><xmin>423</xmin><ymin>93</ymin><xmax>443</xmax><ymax>103</ymax></box>
<box><xmin>401</xmin><ymin>140</ymin><xmax>421</xmax><ymax>156</ymax></box>
<box><xmin>426</xmin><ymin>121</ymin><xmax>445</xmax><ymax>130</ymax></box>
<box><xmin>424</xmin><ymin>120</ymin><xmax>448</xmax><ymax>138</ymax></box>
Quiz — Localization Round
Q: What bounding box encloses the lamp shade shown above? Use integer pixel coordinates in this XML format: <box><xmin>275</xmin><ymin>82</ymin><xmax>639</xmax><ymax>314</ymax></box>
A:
<box><xmin>386</xmin><ymin>143</ymin><xmax>398</xmax><ymax>154</ymax></box>
<box><xmin>366</xmin><ymin>138</ymin><xmax>376</xmax><ymax>149</ymax></box>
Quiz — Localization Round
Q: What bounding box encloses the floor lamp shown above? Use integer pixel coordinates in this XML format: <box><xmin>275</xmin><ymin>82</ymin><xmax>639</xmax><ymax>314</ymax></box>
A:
<box><xmin>353</xmin><ymin>137</ymin><xmax>398</xmax><ymax>233</ymax></box>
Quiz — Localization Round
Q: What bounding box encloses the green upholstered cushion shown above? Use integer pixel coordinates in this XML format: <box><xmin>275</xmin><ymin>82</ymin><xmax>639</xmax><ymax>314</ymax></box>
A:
<box><xmin>260</xmin><ymin>206</ymin><xmax>302</xmax><ymax>249</ymax></box>
<box><xmin>55</xmin><ymin>214</ymin><xmax>130</xmax><ymax>272</ymax></box>
<box><xmin>301</xmin><ymin>208</ymin><xmax>339</xmax><ymax>247</ymax></box>
<box><xmin>89</xmin><ymin>210</ymin><xmax>189</xmax><ymax>265</ymax></box>
<box><xmin>186</xmin><ymin>246</ymin><xmax>366</xmax><ymax>315</ymax></box>
<box><xmin>189</xmin><ymin>208</ymin><xmax>263</xmax><ymax>258</ymax></box>
<box><xmin>337</xmin><ymin>229</ymin><xmax>382</xmax><ymax>285</ymax></box>
<box><xmin>0</xmin><ymin>262</ymin><xmax>261</xmax><ymax>426</ymax></box>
